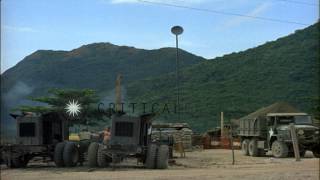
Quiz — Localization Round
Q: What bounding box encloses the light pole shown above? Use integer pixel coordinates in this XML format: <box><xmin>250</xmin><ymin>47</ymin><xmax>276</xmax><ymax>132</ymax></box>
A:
<box><xmin>171</xmin><ymin>25</ymin><xmax>183</xmax><ymax>121</ymax></box>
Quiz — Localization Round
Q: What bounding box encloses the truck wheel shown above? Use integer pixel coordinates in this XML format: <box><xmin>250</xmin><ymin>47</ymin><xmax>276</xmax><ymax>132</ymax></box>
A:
<box><xmin>145</xmin><ymin>143</ymin><xmax>157</xmax><ymax>169</ymax></box>
<box><xmin>312</xmin><ymin>147</ymin><xmax>320</xmax><ymax>158</ymax></box>
<box><xmin>97</xmin><ymin>144</ymin><xmax>111</xmax><ymax>167</ymax></box>
<box><xmin>54</xmin><ymin>142</ymin><xmax>66</xmax><ymax>167</ymax></box>
<box><xmin>63</xmin><ymin>142</ymin><xmax>79</xmax><ymax>167</ymax></box>
<box><xmin>272</xmin><ymin>141</ymin><xmax>288</xmax><ymax>158</ymax></box>
<box><xmin>241</xmin><ymin>139</ymin><xmax>250</xmax><ymax>156</ymax></box>
<box><xmin>6</xmin><ymin>159</ymin><xmax>14</xmax><ymax>168</ymax></box>
<box><xmin>156</xmin><ymin>145</ymin><xmax>169</xmax><ymax>169</ymax></box>
<box><xmin>88</xmin><ymin>142</ymin><xmax>99</xmax><ymax>167</ymax></box>
<box><xmin>169</xmin><ymin>146</ymin><xmax>173</xmax><ymax>159</ymax></box>
<box><xmin>11</xmin><ymin>156</ymin><xmax>26</xmax><ymax>168</ymax></box>
<box><xmin>248</xmin><ymin>139</ymin><xmax>259</xmax><ymax>157</ymax></box>
<box><xmin>258</xmin><ymin>150</ymin><xmax>266</xmax><ymax>157</ymax></box>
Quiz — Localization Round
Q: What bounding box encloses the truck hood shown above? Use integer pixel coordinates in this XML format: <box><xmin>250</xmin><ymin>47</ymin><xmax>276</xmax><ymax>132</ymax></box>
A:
<box><xmin>276</xmin><ymin>125</ymin><xmax>319</xmax><ymax>131</ymax></box>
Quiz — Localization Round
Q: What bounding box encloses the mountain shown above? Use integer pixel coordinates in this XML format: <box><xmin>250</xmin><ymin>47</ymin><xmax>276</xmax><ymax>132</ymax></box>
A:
<box><xmin>1</xmin><ymin>43</ymin><xmax>205</xmax><ymax>133</ymax></box>
<box><xmin>127</xmin><ymin>23</ymin><xmax>319</xmax><ymax>132</ymax></box>
<box><xmin>1</xmin><ymin>23</ymin><xmax>319</xmax><ymax>134</ymax></box>
<box><xmin>2</xmin><ymin>43</ymin><xmax>205</xmax><ymax>93</ymax></box>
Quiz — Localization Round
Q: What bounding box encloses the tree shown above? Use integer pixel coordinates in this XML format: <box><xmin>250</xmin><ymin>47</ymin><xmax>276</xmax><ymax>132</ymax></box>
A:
<box><xmin>17</xmin><ymin>88</ymin><xmax>105</xmax><ymax>126</ymax></box>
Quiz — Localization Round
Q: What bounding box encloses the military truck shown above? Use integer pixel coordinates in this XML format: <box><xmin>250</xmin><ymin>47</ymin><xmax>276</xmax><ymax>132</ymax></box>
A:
<box><xmin>239</xmin><ymin>112</ymin><xmax>320</xmax><ymax>158</ymax></box>
<box><xmin>1</xmin><ymin>112</ymin><xmax>93</xmax><ymax>168</ymax></box>
<box><xmin>87</xmin><ymin>113</ymin><xmax>170</xmax><ymax>169</ymax></box>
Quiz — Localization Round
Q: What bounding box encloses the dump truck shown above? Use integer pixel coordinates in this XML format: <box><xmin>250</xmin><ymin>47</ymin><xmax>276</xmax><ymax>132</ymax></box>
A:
<box><xmin>87</xmin><ymin>113</ymin><xmax>170</xmax><ymax>169</ymax></box>
<box><xmin>1</xmin><ymin>112</ymin><xmax>95</xmax><ymax>168</ymax></box>
<box><xmin>239</xmin><ymin>112</ymin><xmax>320</xmax><ymax>158</ymax></box>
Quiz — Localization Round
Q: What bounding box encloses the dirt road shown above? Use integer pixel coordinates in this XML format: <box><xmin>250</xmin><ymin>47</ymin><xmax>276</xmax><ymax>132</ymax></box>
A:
<box><xmin>1</xmin><ymin>149</ymin><xmax>319</xmax><ymax>180</ymax></box>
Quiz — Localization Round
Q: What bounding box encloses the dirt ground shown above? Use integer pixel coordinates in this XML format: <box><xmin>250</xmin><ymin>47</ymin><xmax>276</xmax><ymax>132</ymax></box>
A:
<box><xmin>1</xmin><ymin>149</ymin><xmax>319</xmax><ymax>180</ymax></box>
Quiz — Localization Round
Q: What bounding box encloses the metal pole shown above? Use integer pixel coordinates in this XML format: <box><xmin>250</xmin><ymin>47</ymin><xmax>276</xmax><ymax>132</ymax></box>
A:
<box><xmin>175</xmin><ymin>35</ymin><xmax>180</xmax><ymax>122</ymax></box>
<box><xmin>171</xmin><ymin>25</ymin><xmax>183</xmax><ymax>122</ymax></box>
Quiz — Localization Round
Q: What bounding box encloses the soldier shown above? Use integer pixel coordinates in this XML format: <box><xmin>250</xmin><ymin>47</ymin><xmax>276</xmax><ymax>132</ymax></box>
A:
<box><xmin>103</xmin><ymin>127</ymin><xmax>111</xmax><ymax>144</ymax></box>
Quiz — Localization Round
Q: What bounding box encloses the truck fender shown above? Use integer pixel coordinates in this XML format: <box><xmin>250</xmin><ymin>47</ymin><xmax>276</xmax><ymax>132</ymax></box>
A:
<box><xmin>269</xmin><ymin>136</ymin><xmax>277</xmax><ymax>149</ymax></box>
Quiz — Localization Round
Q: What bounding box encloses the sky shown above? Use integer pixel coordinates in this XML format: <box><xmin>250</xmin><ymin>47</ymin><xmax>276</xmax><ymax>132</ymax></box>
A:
<box><xmin>1</xmin><ymin>0</ymin><xmax>319</xmax><ymax>73</ymax></box>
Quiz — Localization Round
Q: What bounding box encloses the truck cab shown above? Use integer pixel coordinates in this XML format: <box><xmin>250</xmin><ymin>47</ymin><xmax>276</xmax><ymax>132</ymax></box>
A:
<box><xmin>87</xmin><ymin>113</ymin><xmax>170</xmax><ymax>169</ymax></box>
<box><xmin>2</xmin><ymin>112</ymin><xmax>93</xmax><ymax>168</ymax></box>
<box><xmin>2</xmin><ymin>112</ymin><xmax>68</xmax><ymax>168</ymax></box>
<box><xmin>15</xmin><ymin>112</ymin><xmax>68</xmax><ymax>146</ymax></box>
<box><xmin>266</xmin><ymin>113</ymin><xmax>319</xmax><ymax>157</ymax></box>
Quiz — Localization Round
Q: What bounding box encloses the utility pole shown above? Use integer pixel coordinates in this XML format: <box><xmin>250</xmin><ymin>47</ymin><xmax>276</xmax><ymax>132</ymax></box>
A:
<box><xmin>115</xmin><ymin>74</ymin><xmax>122</xmax><ymax>113</ymax></box>
<box><xmin>221</xmin><ymin>112</ymin><xmax>224</xmax><ymax>138</ymax></box>
<box><xmin>171</xmin><ymin>26</ymin><xmax>183</xmax><ymax>121</ymax></box>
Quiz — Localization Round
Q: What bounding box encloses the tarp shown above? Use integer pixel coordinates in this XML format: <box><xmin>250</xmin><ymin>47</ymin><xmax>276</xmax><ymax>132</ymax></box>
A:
<box><xmin>238</xmin><ymin>102</ymin><xmax>302</xmax><ymax>121</ymax></box>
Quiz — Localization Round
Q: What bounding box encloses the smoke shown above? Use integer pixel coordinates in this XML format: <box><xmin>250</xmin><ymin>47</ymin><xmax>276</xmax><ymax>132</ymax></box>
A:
<box><xmin>100</xmin><ymin>85</ymin><xmax>127</xmax><ymax>101</ymax></box>
<box><xmin>99</xmin><ymin>85</ymin><xmax>128</xmax><ymax>111</ymax></box>
<box><xmin>1</xmin><ymin>81</ymin><xmax>35</xmax><ymax>142</ymax></box>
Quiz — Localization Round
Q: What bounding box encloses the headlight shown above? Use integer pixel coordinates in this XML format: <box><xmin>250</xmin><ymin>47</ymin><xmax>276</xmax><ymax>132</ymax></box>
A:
<box><xmin>315</xmin><ymin>130</ymin><xmax>319</xmax><ymax>134</ymax></box>
<box><xmin>297</xmin><ymin>129</ymin><xmax>304</xmax><ymax>135</ymax></box>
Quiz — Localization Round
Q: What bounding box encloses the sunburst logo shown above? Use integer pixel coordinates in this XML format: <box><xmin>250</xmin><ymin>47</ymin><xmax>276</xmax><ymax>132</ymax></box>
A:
<box><xmin>65</xmin><ymin>99</ymin><xmax>82</xmax><ymax>117</ymax></box>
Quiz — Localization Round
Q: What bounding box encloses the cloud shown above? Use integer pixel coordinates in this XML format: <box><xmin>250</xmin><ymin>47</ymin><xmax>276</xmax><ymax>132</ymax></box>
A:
<box><xmin>3</xmin><ymin>25</ymin><xmax>39</xmax><ymax>33</ymax></box>
<box><xmin>223</xmin><ymin>2</ymin><xmax>273</xmax><ymax>28</ymax></box>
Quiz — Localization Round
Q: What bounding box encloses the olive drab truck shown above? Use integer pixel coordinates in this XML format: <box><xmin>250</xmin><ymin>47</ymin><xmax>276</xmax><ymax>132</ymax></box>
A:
<box><xmin>87</xmin><ymin>74</ymin><xmax>170</xmax><ymax>169</ymax></box>
<box><xmin>239</xmin><ymin>112</ymin><xmax>320</xmax><ymax>158</ymax></box>
<box><xmin>1</xmin><ymin>112</ymin><xmax>94</xmax><ymax>168</ymax></box>
<box><xmin>87</xmin><ymin>113</ymin><xmax>170</xmax><ymax>169</ymax></box>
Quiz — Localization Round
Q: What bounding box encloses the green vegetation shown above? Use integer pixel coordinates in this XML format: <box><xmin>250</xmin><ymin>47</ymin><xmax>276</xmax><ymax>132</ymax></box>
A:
<box><xmin>1</xmin><ymin>23</ymin><xmax>319</xmax><ymax>133</ymax></box>
<box><xmin>127</xmin><ymin>23</ymin><xmax>319</xmax><ymax>132</ymax></box>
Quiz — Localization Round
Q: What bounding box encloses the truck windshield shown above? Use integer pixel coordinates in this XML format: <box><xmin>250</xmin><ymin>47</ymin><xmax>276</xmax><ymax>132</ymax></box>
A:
<box><xmin>294</xmin><ymin>116</ymin><xmax>312</xmax><ymax>124</ymax></box>
<box><xmin>277</xmin><ymin>116</ymin><xmax>294</xmax><ymax>125</ymax></box>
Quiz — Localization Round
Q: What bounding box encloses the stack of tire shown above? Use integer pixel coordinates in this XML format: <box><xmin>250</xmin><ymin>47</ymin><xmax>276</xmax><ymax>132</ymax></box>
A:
<box><xmin>87</xmin><ymin>142</ymin><xmax>169</xmax><ymax>169</ymax></box>
<box><xmin>87</xmin><ymin>142</ymin><xmax>112</xmax><ymax>167</ymax></box>
<box><xmin>54</xmin><ymin>142</ymin><xmax>80</xmax><ymax>167</ymax></box>
<box><xmin>145</xmin><ymin>144</ymin><xmax>169</xmax><ymax>169</ymax></box>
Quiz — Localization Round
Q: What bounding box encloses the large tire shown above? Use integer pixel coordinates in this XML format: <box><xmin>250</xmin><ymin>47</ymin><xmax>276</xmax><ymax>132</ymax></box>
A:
<box><xmin>97</xmin><ymin>144</ymin><xmax>111</xmax><ymax>167</ymax></box>
<box><xmin>63</xmin><ymin>142</ymin><xmax>79</xmax><ymax>167</ymax></box>
<box><xmin>312</xmin><ymin>146</ymin><xmax>320</xmax><ymax>158</ymax></box>
<box><xmin>6</xmin><ymin>159</ymin><xmax>15</xmax><ymax>168</ymax></box>
<box><xmin>88</xmin><ymin>142</ymin><xmax>99</xmax><ymax>167</ymax></box>
<box><xmin>248</xmin><ymin>139</ymin><xmax>259</xmax><ymax>157</ymax></box>
<box><xmin>272</xmin><ymin>141</ymin><xmax>288</xmax><ymax>158</ymax></box>
<box><xmin>156</xmin><ymin>145</ymin><xmax>169</xmax><ymax>169</ymax></box>
<box><xmin>54</xmin><ymin>142</ymin><xmax>66</xmax><ymax>167</ymax></box>
<box><xmin>241</xmin><ymin>139</ymin><xmax>250</xmax><ymax>156</ymax></box>
<box><xmin>145</xmin><ymin>143</ymin><xmax>157</xmax><ymax>169</ymax></box>
<box><xmin>10</xmin><ymin>156</ymin><xmax>28</xmax><ymax>168</ymax></box>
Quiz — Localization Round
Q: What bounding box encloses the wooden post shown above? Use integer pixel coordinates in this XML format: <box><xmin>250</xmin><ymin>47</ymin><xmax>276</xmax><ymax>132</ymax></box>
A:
<box><xmin>289</xmin><ymin>123</ymin><xmax>300</xmax><ymax>161</ymax></box>
<box><xmin>229</xmin><ymin>125</ymin><xmax>235</xmax><ymax>165</ymax></box>
<box><xmin>221</xmin><ymin>112</ymin><xmax>224</xmax><ymax>138</ymax></box>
